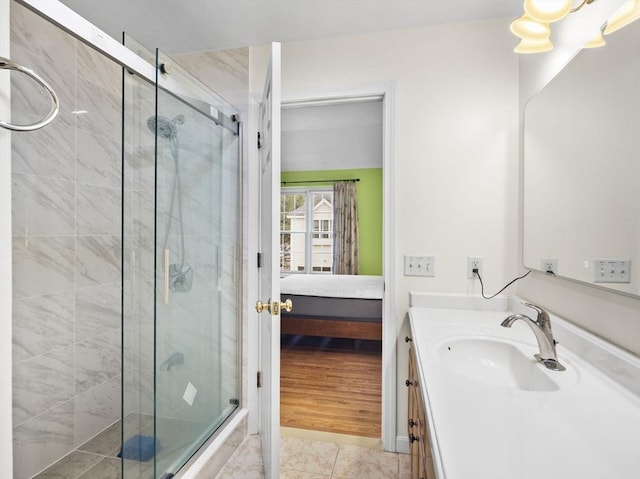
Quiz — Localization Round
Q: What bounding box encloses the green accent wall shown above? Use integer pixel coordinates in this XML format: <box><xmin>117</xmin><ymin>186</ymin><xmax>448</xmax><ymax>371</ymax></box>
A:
<box><xmin>281</xmin><ymin>168</ymin><xmax>382</xmax><ymax>275</ymax></box>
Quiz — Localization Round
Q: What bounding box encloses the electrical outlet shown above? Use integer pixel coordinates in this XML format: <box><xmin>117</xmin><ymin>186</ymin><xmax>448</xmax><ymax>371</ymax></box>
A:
<box><xmin>404</xmin><ymin>255</ymin><xmax>435</xmax><ymax>277</ymax></box>
<box><xmin>541</xmin><ymin>258</ymin><xmax>558</xmax><ymax>275</ymax></box>
<box><xmin>467</xmin><ymin>256</ymin><xmax>482</xmax><ymax>279</ymax></box>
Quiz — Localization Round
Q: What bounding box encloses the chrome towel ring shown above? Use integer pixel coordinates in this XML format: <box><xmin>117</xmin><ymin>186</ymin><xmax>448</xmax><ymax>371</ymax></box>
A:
<box><xmin>0</xmin><ymin>56</ymin><xmax>59</xmax><ymax>131</ymax></box>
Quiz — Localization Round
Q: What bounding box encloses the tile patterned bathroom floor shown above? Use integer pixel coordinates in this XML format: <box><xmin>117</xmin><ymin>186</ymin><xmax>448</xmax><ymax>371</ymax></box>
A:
<box><xmin>35</xmin><ymin>422</ymin><xmax>409</xmax><ymax>478</ymax></box>
<box><xmin>215</xmin><ymin>429</ymin><xmax>411</xmax><ymax>479</ymax></box>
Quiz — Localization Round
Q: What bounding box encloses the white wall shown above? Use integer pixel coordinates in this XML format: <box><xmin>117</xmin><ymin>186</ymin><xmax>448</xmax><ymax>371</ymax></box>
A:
<box><xmin>248</xmin><ymin>5</ymin><xmax>640</xmax><ymax>453</ymax></box>
<box><xmin>516</xmin><ymin>0</ymin><xmax>640</xmax><ymax>356</ymax></box>
<box><xmin>282</xmin><ymin>100</ymin><xmax>382</xmax><ymax>171</ymax></box>
<box><xmin>252</xmin><ymin>18</ymin><xmax>520</xmax><ymax>445</ymax></box>
<box><xmin>1</xmin><ymin>1</ymin><xmax>13</xmax><ymax>476</ymax></box>
<box><xmin>279</xmin><ymin>17</ymin><xmax>520</xmax><ymax>317</ymax></box>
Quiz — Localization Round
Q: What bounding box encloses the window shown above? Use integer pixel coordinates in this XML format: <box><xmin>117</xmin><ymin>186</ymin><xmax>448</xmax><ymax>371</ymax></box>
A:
<box><xmin>313</xmin><ymin>219</ymin><xmax>332</xmax><ymax>239</ymax></box>
<box><xmin>280</xmin><ymin>189</ymin><xmax>333</xmax><ymax>274</ymax></box>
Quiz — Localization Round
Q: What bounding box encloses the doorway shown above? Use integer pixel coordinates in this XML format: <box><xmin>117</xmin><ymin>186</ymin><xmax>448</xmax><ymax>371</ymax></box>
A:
<box><xmin>278</xmin><ymin>96</ymin><xmax>387</xmax><ymax>440</ymax></box>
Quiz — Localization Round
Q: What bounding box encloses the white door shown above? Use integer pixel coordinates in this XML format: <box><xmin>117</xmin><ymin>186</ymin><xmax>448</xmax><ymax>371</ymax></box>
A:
<box><xmin>257</xmin><ymin>42</ymin><xmax>281</xmax><ymax>479</ymax></box>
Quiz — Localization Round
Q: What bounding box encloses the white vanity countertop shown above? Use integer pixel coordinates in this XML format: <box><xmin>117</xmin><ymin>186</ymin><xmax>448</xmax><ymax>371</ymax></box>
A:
<box><xmin>408</xmin><ymin>293</ymin><xmax>640</xmax><ymax>479</ymax></box>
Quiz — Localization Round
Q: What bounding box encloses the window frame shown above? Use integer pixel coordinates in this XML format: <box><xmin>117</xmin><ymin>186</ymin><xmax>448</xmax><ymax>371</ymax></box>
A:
<box><xmin>280</xmin><ymin>187</ymin><xmax>334</xmax><ymax>275</ymax></box>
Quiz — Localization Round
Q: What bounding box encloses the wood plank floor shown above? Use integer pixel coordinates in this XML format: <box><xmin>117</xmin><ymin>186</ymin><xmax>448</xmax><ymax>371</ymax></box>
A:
<box><xmin>280</xmin><ymin>336</ymin><xmax>382</xmax><ymax>438</ymax></box>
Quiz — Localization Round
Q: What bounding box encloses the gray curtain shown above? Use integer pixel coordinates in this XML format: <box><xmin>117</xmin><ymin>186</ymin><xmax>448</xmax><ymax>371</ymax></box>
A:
<box><xmin>333</xmin><ymin>181</ymin><xmax>359</xmax><ymax>274</ymax></box>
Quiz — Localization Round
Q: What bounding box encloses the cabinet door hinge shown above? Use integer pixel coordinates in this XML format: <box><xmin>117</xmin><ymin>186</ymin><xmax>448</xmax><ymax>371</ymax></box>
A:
<box><xmin>257</xmin><ymin>252</ymin><xmax>263</xmax><ymax>268</ymax></box>
<box><xmin>257</xmin><ymin>131</ymin><xmax>262</xmax><ymax>149</ymax></box>
<box><xmin>257</xmin><ymin>371</ymin><xmax>262</xmax><ymax>388</ymax></box>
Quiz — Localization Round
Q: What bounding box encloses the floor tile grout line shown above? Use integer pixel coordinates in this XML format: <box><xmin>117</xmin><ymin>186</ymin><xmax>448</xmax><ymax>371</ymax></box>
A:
<box><xmin>329</xmin><ymin>443</ymin><xmax>340</xmax><ymax>479</ymax></box>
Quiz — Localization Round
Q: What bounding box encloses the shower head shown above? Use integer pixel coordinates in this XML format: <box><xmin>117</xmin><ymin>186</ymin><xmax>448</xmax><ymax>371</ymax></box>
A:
<box><xmin>147</xmin><ymin>115</ymin><xmax>184</xmax><ymax>140</ymax></box>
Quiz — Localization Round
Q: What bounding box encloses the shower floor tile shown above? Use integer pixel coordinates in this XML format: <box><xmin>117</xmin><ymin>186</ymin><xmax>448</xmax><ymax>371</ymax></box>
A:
<box><xmin>34</xmin><ymin>413</ymin><xmax>154</xmax><ymax>479</ymax></box>
<box><xmin>33</xmin><ymin>451</ymin><xmax>104</xmax><ymax>478</ymax></box>
<box><xmin>77</xmin><ymin>421</ymin><xmax>122</xmax><ymax>457</ymax></box>
<box><xmin>77</xmin><ymin>457</ymin><xmax>120</xmax><ymax>479</ymax></box>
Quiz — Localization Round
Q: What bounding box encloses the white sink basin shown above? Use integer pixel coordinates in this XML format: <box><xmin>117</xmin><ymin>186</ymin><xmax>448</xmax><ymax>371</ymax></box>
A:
<box><xmin>409</xmin><ymin>298</ymin><xmax>640</xmax><ymax>479</ymax></box>
<box><xmin>436</xmin><ymin>336</ymin><xmax>578</xmax><ymax>391</ymax></box>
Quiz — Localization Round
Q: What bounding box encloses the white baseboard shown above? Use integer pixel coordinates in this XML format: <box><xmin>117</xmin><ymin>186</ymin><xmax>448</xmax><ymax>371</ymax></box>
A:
<box><xmin>396</xmin><ymin>435</ymin><xmax>410</xmax><ymax>454</ymax></box>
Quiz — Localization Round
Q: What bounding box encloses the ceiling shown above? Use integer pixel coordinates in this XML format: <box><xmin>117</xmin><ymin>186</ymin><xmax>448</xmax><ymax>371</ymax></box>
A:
<box><xmin>58</xmin><ymin>0</ymin><xmax>521</xmax><ymax>54</ymax></box>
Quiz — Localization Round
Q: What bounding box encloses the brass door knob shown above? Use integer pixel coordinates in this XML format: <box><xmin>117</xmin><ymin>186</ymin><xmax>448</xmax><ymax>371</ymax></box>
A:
<box><xmin>280</xmin><ymin>298</ymin><xmax>293</xmax><ymax>312</ymax></box>
<box><xmin>255</xmin><ymin>300</ymin><xmax>271</xmax><ymax>314</ymax></box>
<box><xmin>256</xmin><ymin>299</ymin><xmax>293</xmax><ymax>315</ymax></box>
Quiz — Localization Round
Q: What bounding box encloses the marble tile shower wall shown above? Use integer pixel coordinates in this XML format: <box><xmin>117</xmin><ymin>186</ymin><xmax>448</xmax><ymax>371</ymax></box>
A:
<box><xmin>11</xmin><ymin>3</ymin><xmax>123</xmax><ymax>478</ymax></box>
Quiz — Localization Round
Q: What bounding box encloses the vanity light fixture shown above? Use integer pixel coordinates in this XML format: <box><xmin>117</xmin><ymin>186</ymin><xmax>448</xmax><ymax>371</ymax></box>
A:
<box><xmin>511</xmin><ymin>0</ymin><xmax>597</xmax><ymax>53</ymax></box>
<box><xmin>514</xmin><ymin>36</ymin><xmax>554</xmax><ymax>53</ymax></box>
<box><xmin>524</xmin><ymin>0</ymin><xmax>575</xmax><ymax>22</ymax></box>
<box><xmin>584</xmin><ymin>25</ymin><xmax>606</xmax><ymax>48</ymax></box>
<box><xmin>604</xmin><ymin>0</ymin><xmax>640</xmax><ymax>34</ymax></box>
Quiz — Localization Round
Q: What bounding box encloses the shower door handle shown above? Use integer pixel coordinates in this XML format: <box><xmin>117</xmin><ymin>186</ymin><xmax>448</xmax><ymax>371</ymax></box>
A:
<box><xmin>164</xmin><ymin>249</ymin><xmax>170</xmax><ymax>304</ymax></box>
<box><xmin>131</xmin><ymin>251</ymin><xmax>136</xmax><ymax>298</ymax></box>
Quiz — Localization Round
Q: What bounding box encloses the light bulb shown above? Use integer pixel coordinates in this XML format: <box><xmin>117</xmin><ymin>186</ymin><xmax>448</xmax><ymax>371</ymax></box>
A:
<box><xmin>584</xmin><ymin>30</ymin><xmax>606</xmax><ymax>48</ymax></box>
<box><xmin>510</xmin><ymin>15</ymin><xmax>551</xmax><ymax>39</ymax></box>
<box><xmin>604</xmin><ymin>0</ymin><xmax>640</xmax><ymax>35</ymax></box>
<box><xmin>514</xmin><ymin>36</ymin><xmax>554</xmax><ymax>54</ymax></box>
<box><xmin>524</xmin><ymin>0</ymin><xmax>573</xmax><ymax>23</ymax></box>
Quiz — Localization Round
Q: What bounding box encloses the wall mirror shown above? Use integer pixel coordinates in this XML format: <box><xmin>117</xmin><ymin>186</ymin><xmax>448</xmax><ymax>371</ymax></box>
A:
<box><xmin>523</xmin><ymin>22</ymin><xmax>640</xmax><ymax>298</ymax></box>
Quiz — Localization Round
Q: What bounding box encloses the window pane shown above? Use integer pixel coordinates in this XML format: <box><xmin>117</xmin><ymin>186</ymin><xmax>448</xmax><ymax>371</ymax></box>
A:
<box><xmin>280</xmin><ymin>232</ymin><xmax>306</xmax><ymax>272</ymax></box>
<box><xmin>312</xmin><ymin>244</ymin><xmax>333</xmax><ymax>273</ymax></box>
<box><xmin>280</xmin><ymin>193</ymin><xmax>306</xmax><ymax>232</ymax></box>
<box><xmin>311</xmin><ymin>191</ymin><xmax>333</xmax><ymax>270</ymax></box>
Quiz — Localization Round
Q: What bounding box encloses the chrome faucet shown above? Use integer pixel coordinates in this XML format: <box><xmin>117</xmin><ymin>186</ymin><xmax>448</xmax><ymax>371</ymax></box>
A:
<box><xmin>501</xmin><ymin>303</ymin><xmax>566</xmax><ymax>371</ymax></box>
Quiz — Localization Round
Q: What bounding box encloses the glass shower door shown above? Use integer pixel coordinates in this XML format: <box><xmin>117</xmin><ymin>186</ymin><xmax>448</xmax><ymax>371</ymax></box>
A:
<box><xmin>152</xmin><ymin>49</ymin><xmax>241</xmax><ymax>477</ymax></box>
<box><xmin>122</xmin><ymin>43</ymin><xmax>241</xmax><ymax>479</ymax></box>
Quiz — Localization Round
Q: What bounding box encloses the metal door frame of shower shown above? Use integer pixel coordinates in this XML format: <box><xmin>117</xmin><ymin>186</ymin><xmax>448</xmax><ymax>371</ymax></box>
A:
<box><xmin>14</xmin><ymin>0</ymin><xmax>247</xmax><ymax>477</ymax></box>
<box><xmin>16</xmin><ymin>0</ymin><xmax>238</xmax><ymax>136</ymax></box>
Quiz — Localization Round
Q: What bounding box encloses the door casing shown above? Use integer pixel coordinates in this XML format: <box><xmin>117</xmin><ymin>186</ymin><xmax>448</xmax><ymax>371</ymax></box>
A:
<box><xmin>247</xmin><ymin>81</ymin><xmax>397</xmax><ymax>452</ymax></box>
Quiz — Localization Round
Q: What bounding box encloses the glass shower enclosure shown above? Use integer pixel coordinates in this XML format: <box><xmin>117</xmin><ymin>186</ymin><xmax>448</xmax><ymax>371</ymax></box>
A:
<box><xmin>122</xmin><ymin>45</ymin><xmax>241</xmax><ymax>478</ymax></box>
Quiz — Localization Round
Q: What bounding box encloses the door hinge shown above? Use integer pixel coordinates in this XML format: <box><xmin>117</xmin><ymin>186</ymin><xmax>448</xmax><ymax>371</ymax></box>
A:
<box><xmin>257</xmin><ymin>131</ymin><xmax>262</xmax><ymax>149</ymax></box>
<box><xmin>257</xmin><ymin>371</ymin><xmax>262</xmax><ymax>388</ymax></box>
<box><xmin>257</xmin><ymin>252</ymin><xmax>263</xmax><ymax>268</ymax></box>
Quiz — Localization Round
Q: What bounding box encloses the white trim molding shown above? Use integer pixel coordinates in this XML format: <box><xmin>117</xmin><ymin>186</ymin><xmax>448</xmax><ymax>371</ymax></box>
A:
<box><xmin>396</xmin><ymin>435</ymin><xmax>410</xmax><ymax>455</ymax></box>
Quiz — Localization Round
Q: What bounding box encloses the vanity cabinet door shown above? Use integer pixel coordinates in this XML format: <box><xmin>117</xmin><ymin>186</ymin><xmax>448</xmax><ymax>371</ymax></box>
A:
<box><xmin>408</xmin><ymin>345</ymin><xmax>435</xmax><ymax>479</ymax></box>
<box><xmin>408</xmin><ymin>350</ymin><xmax>421</xmax><ymax>478</ymax></box>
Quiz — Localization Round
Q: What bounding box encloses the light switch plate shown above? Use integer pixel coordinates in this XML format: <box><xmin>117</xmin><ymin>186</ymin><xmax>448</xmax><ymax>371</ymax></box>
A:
<box><xmin>404</xmin><ymin>255</ymin><xmax>435</xmax><ymax>277</ymax></box>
